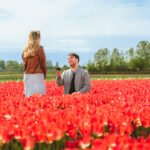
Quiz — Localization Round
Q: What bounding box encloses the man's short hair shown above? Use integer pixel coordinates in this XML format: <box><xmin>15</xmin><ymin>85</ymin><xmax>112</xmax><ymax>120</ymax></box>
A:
<box><xmin>68</xmin><ymin>53</ymin><xmax>80</xmax><ymax>62</ymax></box>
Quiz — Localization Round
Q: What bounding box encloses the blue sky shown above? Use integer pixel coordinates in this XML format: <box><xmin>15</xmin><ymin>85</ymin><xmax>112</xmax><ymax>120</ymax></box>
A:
<box><xmin>0</xmin><ymin>0</ymin><xmax>150</xmax><ymax>53</ymax></box>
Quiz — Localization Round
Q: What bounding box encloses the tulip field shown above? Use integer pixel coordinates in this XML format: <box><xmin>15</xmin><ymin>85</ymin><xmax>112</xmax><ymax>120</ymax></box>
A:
<box><xmin>0</xmin><ymin>80</ymin><xmax>150</xmax><ymax>150</ymax></box>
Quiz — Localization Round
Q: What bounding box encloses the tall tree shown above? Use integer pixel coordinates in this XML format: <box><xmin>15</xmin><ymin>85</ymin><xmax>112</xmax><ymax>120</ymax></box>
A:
<box><xmin>110</xmin><ymin>48</ymin><xmax>126</xmax><ymax>72</ymax></box>
<box><xmin>135</xmin><ymin>41</ymin><xmax>150</xmax><ymax>70</ymax></box>
<box><xmin>6</xmin><ymin>60</ymin><xmax>19</xmax><ymax>71</ymax></box>
<box><xmin>94</xmin><ymin>48</ymin><xmax>110</xmax><ymax>72</ymax></box>
<box><xmin>86</xmin><ymin>60</ymin><xmax>97</xmax><ymax>73</ymax></box>
<box><xmin>46</xmin><ymin>60</ymin><xmax>53</xmax><ymax>71</ymax></box>
<box><xmin>127</xmin><ymin>48</ymin><xmax>136</xmax><ymax>70</ymax></box>
<box><xmin>0</xmin><ymin>60</ymin><xmax>5</xmax><ymax>71</ymax></box>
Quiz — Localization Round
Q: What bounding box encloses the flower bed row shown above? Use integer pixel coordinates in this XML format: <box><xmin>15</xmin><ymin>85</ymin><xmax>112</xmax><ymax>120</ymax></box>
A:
<box><xmin>0</xmin><ymin>80</ymin><xmax>150</xmax><ymax>149</ymax></box>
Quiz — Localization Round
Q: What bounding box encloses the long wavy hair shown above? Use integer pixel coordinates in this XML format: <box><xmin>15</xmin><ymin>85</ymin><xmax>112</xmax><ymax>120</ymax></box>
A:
<box><xmin>23</xmin><ymin>31</ymin><xmax>40</xmax><ymax>58</ymax></box>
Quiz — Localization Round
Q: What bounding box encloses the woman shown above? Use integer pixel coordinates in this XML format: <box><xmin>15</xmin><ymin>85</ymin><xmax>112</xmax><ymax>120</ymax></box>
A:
<box><xmin>22</xmin><ymin>31</ymin><xmax>46</xmax><ymax>97</ymax></box>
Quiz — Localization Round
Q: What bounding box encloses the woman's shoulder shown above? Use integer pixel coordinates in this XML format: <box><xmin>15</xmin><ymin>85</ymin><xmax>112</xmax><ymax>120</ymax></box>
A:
<box><xmin>40</xmin><ymin>46</ymin><xmax>44</xmax><ymax>49</ymax></box>
<box><xmin>39</xmin><ymin>46</ymin><xmax>44</xmax><ymax>51</ymax></box>
<box><xmin>38</xmin><ymin>46</ymin><xmax>45</xmax><ymax>53</ymax></box>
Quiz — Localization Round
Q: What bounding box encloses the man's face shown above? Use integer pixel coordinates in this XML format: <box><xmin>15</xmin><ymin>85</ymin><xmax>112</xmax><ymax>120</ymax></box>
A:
<box><xmin>68</xmin><ymin>55</ymin><xmax>78</xmax><ymax>66</ymax></box>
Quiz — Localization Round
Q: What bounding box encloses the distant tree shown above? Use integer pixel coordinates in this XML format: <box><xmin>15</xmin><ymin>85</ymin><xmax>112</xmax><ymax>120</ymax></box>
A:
<box><xmin>94</xmin><ymin>48</ymin><xmax>110</xmax><ymax>72</ymax></box>
<box><xmin>120</xmin><ymin>50</ymin><xmax>127</xmax><ymax>71</ymax></box>
<box><xmin>127</xmin><ymin>48</ymin><xmax>137</xmax><ymax>71</ymax></box>
<box><xmin>135</xmin><ymin>41</ymin><xmax>150</xmax><ymax>70</ymax></box>
<box><xmin>110</xmin><ymin>48</ymin><xmax>126</xmax><ymax>72</ymax></box>
<box><xmin>46</xmin><ymin>60</ymin><xmax>53</xmax><ymax>71</ymax></box>
<box><xmin>0</xmin><ymin>60</ymin><xmax>5</xmax><ymax>71</ymax></box>
<box><xmin>6</xmin><ymin>60</ymin><xmax>19</xmax><ymax>71</ymax></box>
<box><xmin>110</xmin><ymin>48</ymin><xmax>121</xmax><ymax>71</ymax></box>
<box><xmin>18</xmin><ymin>63</ymin><xmax>23</xmax><ymax>72</ymax></box>
<box><xmin>55</xmin><ymin>62</ymin><xmax>59</xmax><ymax>68</ymax></box>
<box><xmin>62</xmin><ymin>65</ymin><xmax>69</xmax><ymax>70</ymax></box>
<box><xmin>86</xmin><ymin>60</ymin><xmax>97</xmax><ymax>73</ymax></box>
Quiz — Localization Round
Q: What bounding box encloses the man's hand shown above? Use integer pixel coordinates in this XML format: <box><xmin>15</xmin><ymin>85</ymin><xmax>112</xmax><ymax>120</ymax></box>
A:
<box><xmin>72</xmin><ymin>92</ymin><xmax>81</xmax><ymax>95</ymax></box>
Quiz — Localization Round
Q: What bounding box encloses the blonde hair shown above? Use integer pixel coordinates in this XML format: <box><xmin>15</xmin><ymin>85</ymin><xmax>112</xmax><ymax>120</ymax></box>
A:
<box><xmin>23</xmin><ymin>31</ymin><xmax>41</xmax><ymax>58</ymax></box>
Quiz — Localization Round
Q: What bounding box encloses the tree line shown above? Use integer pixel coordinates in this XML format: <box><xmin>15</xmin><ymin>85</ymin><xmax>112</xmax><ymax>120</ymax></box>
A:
<box><xmin>87</xmin><ymin>40</ymin><xmax>150</xmax><ymax>73</ymax></box>
<box><xmin>0</xmin><ymin>41</ymin><xmax>150</xmax><ymax>74</ymax></box>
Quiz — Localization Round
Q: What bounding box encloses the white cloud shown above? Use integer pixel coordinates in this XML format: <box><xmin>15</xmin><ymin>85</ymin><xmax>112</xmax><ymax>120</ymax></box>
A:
<box><xmin>0</xmin><ymin>0</ymin><xmax>150</xmax><ymax>51</ymax></box>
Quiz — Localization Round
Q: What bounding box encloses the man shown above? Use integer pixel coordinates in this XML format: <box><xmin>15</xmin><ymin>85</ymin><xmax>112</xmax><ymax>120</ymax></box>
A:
<box><xmin>56</xmin><ymin>53</ymin><xmax>91</xmax><ymax>94</ymax></box>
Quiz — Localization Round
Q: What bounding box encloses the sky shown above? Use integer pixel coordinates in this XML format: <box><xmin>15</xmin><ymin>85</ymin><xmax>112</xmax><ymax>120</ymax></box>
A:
<box><xmin>0</xmin><ymin>0</ymin><xmax>150</xmax><ymax>55</ymax></box>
